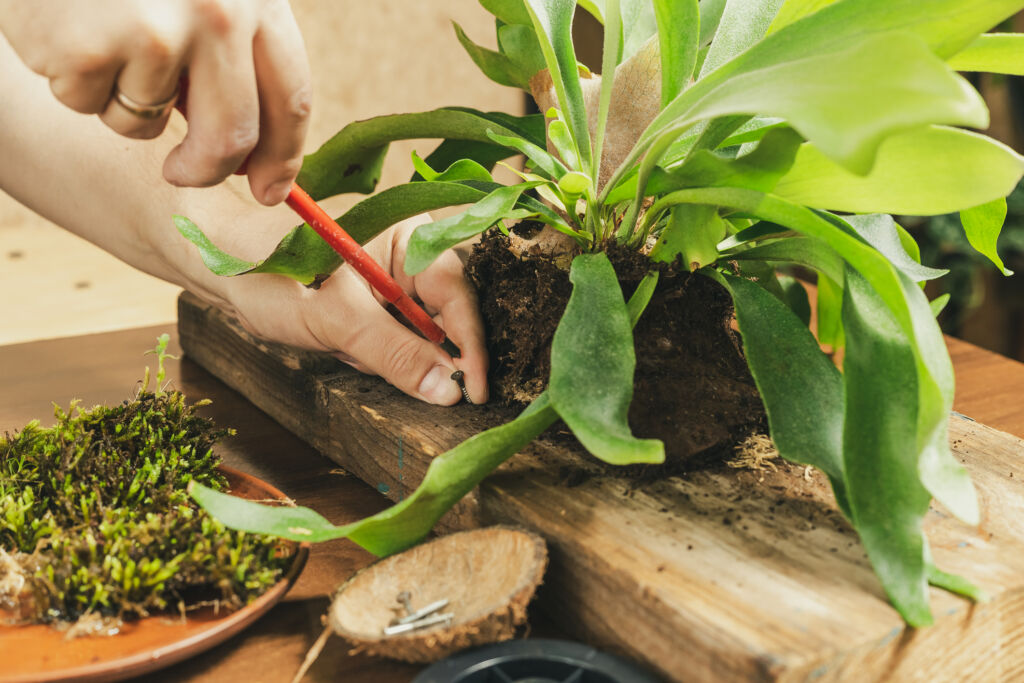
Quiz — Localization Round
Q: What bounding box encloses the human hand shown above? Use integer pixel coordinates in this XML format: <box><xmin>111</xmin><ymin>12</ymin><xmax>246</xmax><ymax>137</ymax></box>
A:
<box><xmin>0</xmin><ymin>0</ymin><xmax>311</xmax><ymax>206</ymax></box>
<box><xmin>225</xmin><ymin>217</ymin><xmax>489</xmax><ymax>406</ymax></box>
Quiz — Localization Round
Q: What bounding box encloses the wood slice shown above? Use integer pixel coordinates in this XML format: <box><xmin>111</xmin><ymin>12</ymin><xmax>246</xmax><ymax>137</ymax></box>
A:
<box><xmin>329</xmin><ymin>526</ymin><xmax>546</xmax><ymax>662</ymax></box>
<box><xmin>178</xmin><ymin>291</ymin><xmax>1024</xmax><ymax>682</ymax></box>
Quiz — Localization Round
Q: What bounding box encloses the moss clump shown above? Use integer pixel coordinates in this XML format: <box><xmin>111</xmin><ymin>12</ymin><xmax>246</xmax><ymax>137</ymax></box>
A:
<box><xmin>0</xmin><ymin>341</ymin><xmax>290</xmax><ymax>624</ymax></box>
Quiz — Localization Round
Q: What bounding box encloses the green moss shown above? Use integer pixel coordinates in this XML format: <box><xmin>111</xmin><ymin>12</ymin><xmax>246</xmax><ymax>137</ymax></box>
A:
<box><xmin>0</xmin><ymin>383</ymin><xmax>289</xmax><ymax>623</ymax></box>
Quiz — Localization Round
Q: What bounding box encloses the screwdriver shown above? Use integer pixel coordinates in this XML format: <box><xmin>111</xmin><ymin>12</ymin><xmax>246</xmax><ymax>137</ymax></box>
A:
<box><xmin>284</xmin><ymin>182</ymin><xmax>462</xmax><ymax>358</ymax></box>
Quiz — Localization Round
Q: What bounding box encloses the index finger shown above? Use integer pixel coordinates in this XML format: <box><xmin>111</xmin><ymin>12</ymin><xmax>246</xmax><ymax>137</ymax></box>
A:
<box><xmin>405</xmin><ymin>246</ymin><xmax>490</xmax><ymax>404</ymax></box>
<box><xmin>245</xmin><ymin>5</ymin><xmax>312</xmax><ymax>205</ymax></box>
<box><xmin>162</xmin><ymin>13</ymin><xmax>259</xmax><ymax>187</ymax></box>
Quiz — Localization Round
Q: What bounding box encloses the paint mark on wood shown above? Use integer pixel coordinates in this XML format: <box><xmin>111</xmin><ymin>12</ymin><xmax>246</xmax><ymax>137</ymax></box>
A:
<box><xmin>362</xmin><ymin>406</ymin><xmax>386</xmax><ymax>421</ymax></box>
<box><xmin>397</xmin><ymin>436</ymin><xmax>404</xmax><ymax>502</ymax></box>
<box><xmin>879</xmin><ymin>626</ymin><xmax>901</xmax><ymax>647</ymax></box>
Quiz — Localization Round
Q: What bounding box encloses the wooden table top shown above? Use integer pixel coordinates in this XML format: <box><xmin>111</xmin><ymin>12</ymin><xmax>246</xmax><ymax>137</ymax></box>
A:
<box><xmin>0</xmin><ymin>326</ymin><xmax>1021</xmax><ymax>682</ymax></box>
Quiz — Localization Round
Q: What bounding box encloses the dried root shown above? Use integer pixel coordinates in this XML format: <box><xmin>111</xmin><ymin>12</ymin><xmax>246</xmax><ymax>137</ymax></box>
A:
<box><xmin>727</xmin><ymin>433</ymin><xmax>781</xmax><ymax>482</ymax></box>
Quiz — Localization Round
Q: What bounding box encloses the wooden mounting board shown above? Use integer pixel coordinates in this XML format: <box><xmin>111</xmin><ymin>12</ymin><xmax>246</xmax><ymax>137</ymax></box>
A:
<box><xmin>178</xmin><ymin>291</ymin><xmax>1024</xmax><ymax>682</ymax></box>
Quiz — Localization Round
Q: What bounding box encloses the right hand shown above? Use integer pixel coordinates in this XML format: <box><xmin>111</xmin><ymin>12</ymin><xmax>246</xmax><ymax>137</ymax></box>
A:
<box><xmin>0</xmin><ymin>0</ymin><xmax>312</xmax><ymax>206</ymax></box>
<box><xmin>224</xmin><ymin>216</ymin><xmax>490</xmax><ymax>406</ymax></box>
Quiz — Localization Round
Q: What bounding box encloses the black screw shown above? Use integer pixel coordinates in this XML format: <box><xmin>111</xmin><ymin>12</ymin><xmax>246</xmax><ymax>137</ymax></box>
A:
<box><xmin>450</xmin><ymin>370</ymin><xmax>472</xmax><ymax>404</ymax></box>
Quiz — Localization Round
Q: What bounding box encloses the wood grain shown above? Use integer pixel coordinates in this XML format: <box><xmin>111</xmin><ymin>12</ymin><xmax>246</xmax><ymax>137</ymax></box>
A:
<box><xmin>949</xmin><ymin>335</ymin><xmax>1024</xmax><ymax>437</ymax></box>
<box><xmin>178</xmin><ymin>291</ymin><xmax>1024</xmax><ymax>682</ymax></box>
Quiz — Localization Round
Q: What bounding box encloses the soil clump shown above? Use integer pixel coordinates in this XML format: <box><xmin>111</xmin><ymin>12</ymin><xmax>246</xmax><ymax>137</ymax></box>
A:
<box><xmin>465</xmin><ymin>224</ymin><xmax>766</xmax><ymax>471</ymax></box>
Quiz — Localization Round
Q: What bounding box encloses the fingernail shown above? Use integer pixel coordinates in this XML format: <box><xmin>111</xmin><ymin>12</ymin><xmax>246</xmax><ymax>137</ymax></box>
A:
<box><xmin>418</xmin><ymin>365</ymin><xmax>461</xmax><ymax>404</ymax></box>
<box><xmin>262</xmin><ymin>179</ymin><xmax>292</xmax><ymax>205</ymax></box>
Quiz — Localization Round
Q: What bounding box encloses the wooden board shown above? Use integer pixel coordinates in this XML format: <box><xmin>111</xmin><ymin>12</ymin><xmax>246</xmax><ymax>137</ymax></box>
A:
<box><xmin>178</xmin><ymin>291</ymin><xmax>1024</xmax><ymax>682</ymax></box>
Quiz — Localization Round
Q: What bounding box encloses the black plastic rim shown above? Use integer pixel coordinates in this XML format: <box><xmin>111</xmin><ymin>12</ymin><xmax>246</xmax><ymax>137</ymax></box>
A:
<box><xmin>412</xmin><ymin>638</ymin><xmax>663</xmax><ymax>683</ymax></box>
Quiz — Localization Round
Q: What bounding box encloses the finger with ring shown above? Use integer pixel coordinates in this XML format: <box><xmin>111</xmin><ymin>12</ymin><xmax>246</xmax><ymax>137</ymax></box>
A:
<box><xmin>112</xmin><ymin>84</ymin><xmax>180</xmax><ymax>120</ymax></box>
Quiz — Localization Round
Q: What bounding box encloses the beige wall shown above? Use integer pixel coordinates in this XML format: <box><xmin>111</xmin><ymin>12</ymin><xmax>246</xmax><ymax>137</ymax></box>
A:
<box><xmin>295</xmin><ymin>0</ymin><xmax>523</xmax><ymax>200</ymax></box>
<box><xmin>0</xmin><ymin>1</ymin><xmax>523</xmax><ymax>345</ymax></box>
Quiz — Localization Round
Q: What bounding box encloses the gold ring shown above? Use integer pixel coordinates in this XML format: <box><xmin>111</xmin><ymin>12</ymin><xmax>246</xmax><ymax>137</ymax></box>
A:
<box><xmin>112</xmin><ymin>84</ymin><xmax>180</xmax><ymax>120</ymax></box>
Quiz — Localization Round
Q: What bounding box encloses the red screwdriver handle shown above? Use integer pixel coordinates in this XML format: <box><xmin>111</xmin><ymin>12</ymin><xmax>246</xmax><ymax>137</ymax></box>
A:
<box><xmin>285</xmin><ymin>184</ymin><xmax>461</xmax><ymax>357</ymax></box>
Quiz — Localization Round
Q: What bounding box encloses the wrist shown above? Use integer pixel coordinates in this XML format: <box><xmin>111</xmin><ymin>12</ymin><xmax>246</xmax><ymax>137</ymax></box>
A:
<box><xmin>166</xmin><ymin>191</ymin><xmax>331</xmax><ymax>351</ymax></box>
<box><xmin>151</xmin><ymin>184</ymin><xmax>295</xmax><ymax>315</ymax></box>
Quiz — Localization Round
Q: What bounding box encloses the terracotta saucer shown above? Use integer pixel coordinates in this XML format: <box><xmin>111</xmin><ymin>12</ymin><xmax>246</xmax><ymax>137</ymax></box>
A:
<box><xmin>0</xmin><ymin>466</ymin><xmax>309</xmax><ymax>683</ymax></box>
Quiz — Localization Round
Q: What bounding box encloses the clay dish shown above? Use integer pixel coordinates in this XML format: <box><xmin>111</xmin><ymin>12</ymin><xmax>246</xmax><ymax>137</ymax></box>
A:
<box><xmin>328</xmin><ymin>526</ymin><xmax>547</xmax><ymax>663</ymax></box>
<box><xmin>0</xmin><ymin>466</ymin><xmax>309</xmax><ymax>683</ymax></box>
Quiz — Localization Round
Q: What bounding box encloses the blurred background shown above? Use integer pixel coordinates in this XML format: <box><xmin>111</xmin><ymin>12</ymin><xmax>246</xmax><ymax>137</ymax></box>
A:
<box><xmin>902</xmin><ymin>13</ymin><xmax>1024</xmax><ymax>360</ymax></box>
<box><xmin>1</xmin><ymin>4</ymin><xmax>1022</xmax><ymax>362</ymax></box>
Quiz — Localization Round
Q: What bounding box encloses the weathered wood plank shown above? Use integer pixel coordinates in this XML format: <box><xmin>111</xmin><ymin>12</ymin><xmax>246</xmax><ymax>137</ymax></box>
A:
<box><xmin>177</xmin><ymin>296</ymin><xmax>338</xmax><ymax>454</ymax></box>
<box><xmin>178</xmin><ymin>291</ymin><xmax>1024</xmax><ymax>682</ymax></box>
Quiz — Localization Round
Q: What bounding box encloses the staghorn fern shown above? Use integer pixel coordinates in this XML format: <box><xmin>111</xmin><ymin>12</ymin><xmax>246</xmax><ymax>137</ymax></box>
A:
<box><xmin>183</xmin><ymin>0</ymin><xmax>1024</xmax><ymax>625</ymax></box>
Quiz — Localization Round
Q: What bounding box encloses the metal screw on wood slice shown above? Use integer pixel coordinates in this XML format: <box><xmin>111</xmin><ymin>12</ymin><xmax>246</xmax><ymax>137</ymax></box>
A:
<box><xmin>395</xmin><ymin>598</ymin><xmax>449</xmax><ymax>625</ymax></box>
<box><xmin>386</xmin><ymin>592</ymin><xmax>454</xmax><ymax>635</ymax></box>
<box><xmin>450</xmin><ymin>370</ymin><xmax>473</xmax><ymax>404</ymax></box>
<box><xmin>383</xmin><ymin>612</ymin><xmax>455</xmax><ymax>636</ymax></box>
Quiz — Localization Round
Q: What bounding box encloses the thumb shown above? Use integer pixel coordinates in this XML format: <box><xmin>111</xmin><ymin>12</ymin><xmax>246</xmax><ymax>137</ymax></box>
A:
<box><xmin>414</xmin><ymin>361</ymin><xmax>464</xmax><ymax>406</ymax></box>
<box><xmin>327</xmin><ymin>294</ymin><xmax>463</xmax><ymax>405</ymax></box>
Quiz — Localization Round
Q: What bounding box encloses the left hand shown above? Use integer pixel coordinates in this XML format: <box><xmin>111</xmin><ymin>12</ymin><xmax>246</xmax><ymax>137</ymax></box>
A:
<box><xmin>225</xmin><ymin>217</ymin><xmax>490</xmax><ymax>406</ymax></box>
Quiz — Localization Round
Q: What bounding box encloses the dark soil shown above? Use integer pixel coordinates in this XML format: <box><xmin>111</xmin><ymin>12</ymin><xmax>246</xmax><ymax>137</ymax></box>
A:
<box><xmin>465</xmin><ymin>224</ymin><xmax>766</xmax><ymax>470</ymax></box>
